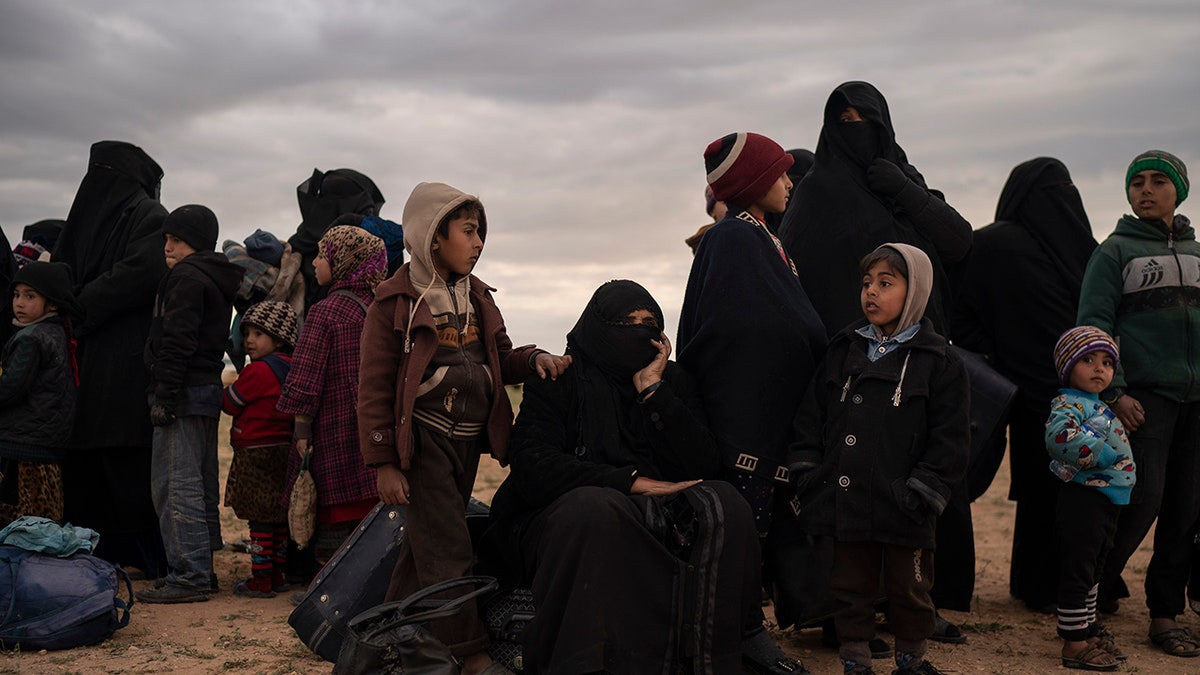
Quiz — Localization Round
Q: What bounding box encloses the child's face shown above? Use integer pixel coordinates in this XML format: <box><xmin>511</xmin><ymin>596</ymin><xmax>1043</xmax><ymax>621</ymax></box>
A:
<box><xmin>11</xmin><ymin>283</ymin><xmax>53</xmax><ymax>323</ymax></box>
<box><xmin>313</xmin><ymin>250</ymin><xmax>332</xmax><ymax>286</ymax></box>
<box><xmin>164</xmin><ymin>234</ymin><xmax>196</xmax><ymax>269</ymax></box>
<box><xmin>243</xmin><ymin>326</ymin><xmax>279</xmax><ymax>360</ymax></box>
<box><xmin>1069</xmin><ymin>350</ymin><xmax>1115</xmax><ymax>395</ymax></box>
<box><xmin>752</xmin><ymin>173</ymin><xmax>794</xmax><ymax>216</ymax></box>
<box><xmin>861</xmin><ymin>259</ymin><xmax>907</xmax><ymax>335</ymax></box>
<box><xmin>1128</xmin><ymin>169</ymin><xmax>1177</xmax><ymax>223</ymax></box>
<box><xmin>432</xmin><ymin>214</ymin><xmax>484</xmax><ymax>279</ymax></box>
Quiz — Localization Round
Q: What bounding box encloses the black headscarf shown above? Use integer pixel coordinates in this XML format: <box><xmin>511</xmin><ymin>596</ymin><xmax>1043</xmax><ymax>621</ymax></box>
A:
<box><xmin>565</xmin><ymin>280</ymin><xmax>664</xmax><ymax>466</ymax></box>
<box><xmin>54</xmin><ymin>141</ymin><xmax>163</xmax><ymax>287</ymax></box>
<box><xmin>777</xmin><ymin>82</ymin><xmax>961</xmax><ymax>337</ymax></box>
<box><xmin>22</xmin><ymin>219</ymin><xmax>65</xmax><ymax>252</ymax></box>
<box><xmin>287</xmin><ymin>168</ymin><xmax>385</xmax><ymax>308</ymax></box>
<box><xmin>994</xmin><ymin>157</ymin><xmax>1096</xmax><ymax>288</ymax></box>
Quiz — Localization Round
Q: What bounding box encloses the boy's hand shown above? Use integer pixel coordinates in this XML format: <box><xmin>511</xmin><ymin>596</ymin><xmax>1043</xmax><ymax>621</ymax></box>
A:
<box><xmin>534</xmin><ymin>352</ymin><xmax>573</xmax><ymax>380</ymax></box>
<box><xmin>632</xmin><ymin>333</ymin><xmax>670</xmax><ymax>394</ymax></box>
<box><xmin>149</xmin><ymin>404</ymin><xmax>176</xmax><ymax>427</ymax></box>
<box><xmin>376</xmin><ymin>464</ymin><xmax>411</xmax><ymax>505</ymax></box>
<box><xmin>1111</xmin><ymin>394</ymin><xmax>1145</xmax><ymax>432</ymax></box>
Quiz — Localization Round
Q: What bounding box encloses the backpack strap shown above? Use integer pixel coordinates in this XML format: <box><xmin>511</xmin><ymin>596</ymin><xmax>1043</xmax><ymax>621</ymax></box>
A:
<box><xmin>330</xmin><ymin>289</ymin><xmax>370</xmax><ymax>314</ymax></box>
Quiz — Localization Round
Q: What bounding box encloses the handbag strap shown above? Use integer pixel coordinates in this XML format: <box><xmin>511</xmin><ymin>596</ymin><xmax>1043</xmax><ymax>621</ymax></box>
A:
<box><xmin>349</xmin><ymin>576</ymin><xmax>499</xmax><ymax>641</ymax></box>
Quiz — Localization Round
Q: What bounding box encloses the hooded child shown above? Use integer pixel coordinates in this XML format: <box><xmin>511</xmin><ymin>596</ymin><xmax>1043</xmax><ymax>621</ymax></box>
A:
<box><xmin>222</xmin><ymin>300</ymin><xmax>299</xmax><ymax>598</ymax></box>
<box><xmin>277</xmin><ymin>225</ymin><xmax>388</xmax><ymax>564</ymax></box>
<box><xmin>358</xmin><ymin>182</ymin><xmax>570</xmax><ymax>675</ymax></box>
<box><xmin>0</xmin><ymin>262</ymin><xmax>83</xmax><ymax>524</ymax></box>
<box><xmin>1076</xmin><ymin>150</ymin><xmax>1200</xmax><ymax>656</ymax></box>
<box><xmin>139</xmin><ymin>204</ymin><xmax>245</xmax><ymax>604</ymax></box>
<box><xmin>788</xmin><ymin>243</ymin><xmax>969</xmax><ymax>675</ymax></box>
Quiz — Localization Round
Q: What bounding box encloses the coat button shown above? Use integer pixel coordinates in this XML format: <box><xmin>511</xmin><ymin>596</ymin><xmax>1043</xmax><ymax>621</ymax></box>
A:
<box><xmin>649</xmin><ymin>412</ymin><xmax>661</xmax><ymax>422</ymax></box>
<box><xmin>845</xmin><ymin>434</ymin><xmax>856</xmax><ymax>446</ymax></box>
<box><xmin>838</xmin><ymin>475</ymin><xmax>850</xmax><ymax>488</ymax></box>
<box><xmin>852</xmin><ymin>394</ymin><xmax>863</xmax><ymax>404</ymax></box>
<box><xmin>371</xmin><ymin>431</ymin><xmax>384</xmax><ymax>443</ymax></box>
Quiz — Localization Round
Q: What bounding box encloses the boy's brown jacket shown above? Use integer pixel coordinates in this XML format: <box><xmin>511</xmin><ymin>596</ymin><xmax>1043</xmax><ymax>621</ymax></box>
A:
<box><xmin>357</xmin><ymin>266</ymin><xmax>539</xmax><ymax>470</ymax></box>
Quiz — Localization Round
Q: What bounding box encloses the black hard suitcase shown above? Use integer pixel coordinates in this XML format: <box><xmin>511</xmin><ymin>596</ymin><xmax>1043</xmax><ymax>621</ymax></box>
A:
<box><xmin>288</xmin><ymin>502</ymin><xmax>407</xmax><ymax>662</ymax></box>
<box><xmin>289</xmin><ymin>498</ymin><xmax>497</xmax><ymax>663</ymax></box>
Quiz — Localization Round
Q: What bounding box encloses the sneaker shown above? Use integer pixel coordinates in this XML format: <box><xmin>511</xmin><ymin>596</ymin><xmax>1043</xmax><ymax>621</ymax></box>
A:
<box><xmin>892</xmin><ymin>660</ymin><xmax>945</xmax><ymax>675</ymax></box>
<box><xmin>742</xmin><ymin>627</ymin><xmax>809</xmax><ymax>674</ymax></box>
<box><xmin>137</xmin><ymin>583</ymin><xmax>210</xmax><ymax>604</ymax></box>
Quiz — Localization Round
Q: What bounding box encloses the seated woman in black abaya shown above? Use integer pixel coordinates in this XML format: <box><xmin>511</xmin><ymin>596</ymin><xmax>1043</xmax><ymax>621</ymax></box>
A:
<box><xmin>484</xmin><ymin>280</ymin><xmax>804</xmax><ymax>675</ymax></box>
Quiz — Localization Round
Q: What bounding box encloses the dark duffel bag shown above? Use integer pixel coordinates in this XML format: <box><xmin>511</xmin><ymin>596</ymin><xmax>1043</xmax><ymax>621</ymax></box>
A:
<box><xmin>0</xmin><ymin>545</ymin><xmax>133</xmax><ymax>650</ymax></box>
<box><xmin>952</xmin><ymin>346</ymin><xmax>1018</xmax><ymax>502</ymax></box>
<box><xmin>334</xmin><ymin>575</ymin><xmax>499</xmax><ymax>675</ymax></box>
<box><xmin>289</xmin><ymin>502</ymin><xmax>406</xmax><ymax>662</ymax></box>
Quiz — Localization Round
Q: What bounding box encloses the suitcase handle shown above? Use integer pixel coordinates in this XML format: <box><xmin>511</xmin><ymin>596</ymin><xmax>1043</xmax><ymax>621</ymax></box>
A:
<box><xmin>348</xmin><ymin>576</ymin><xmax>499</xmax><ymax>643</ymax></box>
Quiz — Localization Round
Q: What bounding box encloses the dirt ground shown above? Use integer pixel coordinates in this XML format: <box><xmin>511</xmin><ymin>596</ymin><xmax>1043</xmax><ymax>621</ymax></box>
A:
<box><xmin>5</xmin><ymin>415</ymin><xmax>1195</xmax><ymax>675</ymax></box>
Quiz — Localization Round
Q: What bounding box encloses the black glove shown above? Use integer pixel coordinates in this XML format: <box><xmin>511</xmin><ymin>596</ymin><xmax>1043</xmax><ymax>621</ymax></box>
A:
<box><xmin>149</xmin><ymin>403</ymin><xmax>176</xmax><ymax>427</ymax></box>
<box><xmin>866</xmin><ymin>158</ymin><xmax>911</xmax><ymax>198</ymax></box>
<box><xmin>868</xmin><ymin>158</ymin><xmax>928</xmax><ymax>214</ymax></box>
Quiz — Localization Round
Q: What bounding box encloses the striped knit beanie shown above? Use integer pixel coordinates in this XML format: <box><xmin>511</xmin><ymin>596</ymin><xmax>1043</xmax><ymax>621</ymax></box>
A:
<box><xmin>1053</xmin><ymin>326</ymin><xmax>1119</xmax><ymax>386</ymax></box>
<box><xmin>704</xmin><ymin>132</ymin><xmax>794</xmax><ymax>208</ymax></box>
<box><xmin>1127</xmin><ymin>150</ymin><xmax>1188</xmax><ymax>206</ymax></box>
<box><xmin>241</xmin><ymin>300</ymin><xmax>299</xmax><ymax>350</ymax></box>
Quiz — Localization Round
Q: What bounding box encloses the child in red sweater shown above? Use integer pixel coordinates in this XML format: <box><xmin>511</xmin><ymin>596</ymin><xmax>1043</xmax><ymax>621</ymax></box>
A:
<box><xmin>222</xmin><ymin>300</ymin><xmax>299</xmax><ymax>598</ymax></box>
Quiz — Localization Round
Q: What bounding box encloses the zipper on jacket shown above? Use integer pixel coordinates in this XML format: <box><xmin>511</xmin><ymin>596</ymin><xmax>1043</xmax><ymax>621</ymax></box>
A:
<box><xmin>446</xmin><ymin>284</ymin><xmax>474</xmax><ymax>437</ymax></box>
<box><xmin>840</xmin><ymin>376</ymin><xmax>852</xmax><ymax>402</ymax></box>
<box><xmin>1167</xmin><ymin>227</ymin><xmax>1195</xmax><ymax>398</ymax></box>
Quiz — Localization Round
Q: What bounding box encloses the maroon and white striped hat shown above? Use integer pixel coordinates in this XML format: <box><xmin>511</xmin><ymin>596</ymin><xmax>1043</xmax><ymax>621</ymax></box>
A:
<box><xmin>704</xmin><ymin>132</ymin><xmax>793</xmax><ymax>208</ymax></box>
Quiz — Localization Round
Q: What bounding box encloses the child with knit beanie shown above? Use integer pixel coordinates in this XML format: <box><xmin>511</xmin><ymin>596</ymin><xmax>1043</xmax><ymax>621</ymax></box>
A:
<box><xmin>1046</xmin><ymin>326</ymin><xmax>1134</xmax><ymax>671</ymax></box>
<box><xmin>358</xmin><ymin>182</ymin><xmax>570</xmax><ymax>675</ymax></box>
<box><xmin>223</xmin><ymin>300</ymin><xmax>299</xmax><ymax>598</ymax></box>
<box><xmin>1077</xmin><ymin>150</ymin><xmax>1200</xmax><ymax>656</ymax></box>
<box><xmin>0</xmin><ymin>261</ymin><xmax>82</xmax><ymax>525</ymax></box>
<box><xmin>277</xmin><ymin>226</ymin><xmax>388</xmax><ymax>565</ymax></box>
<box><xmin>139</xmin><ymin>204</ymin><xmax>245</xmax><ymax>604</ymax></box>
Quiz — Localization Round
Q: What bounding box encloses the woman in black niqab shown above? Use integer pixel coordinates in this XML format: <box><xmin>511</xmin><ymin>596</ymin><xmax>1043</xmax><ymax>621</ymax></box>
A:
<box><xmin>777</xmin><ymin>81</ymin><xmax>973</xmax><ymax>338</ymax></box>
<box><xmin>52</xmin><ymin>140</ymin><xmax>170</xmax><ymax>578</ymax></box>
<box><xmin>951</xmin><ymin>157</ymin><xmax>1097</xmax><ymax>611</ymax></box>
<box><xmin>287</xmin><ymin>168</ymin><xmax>385</xmax><ymax>309</ymax></box>
<box><xmin>483</xmin><ymin>280</ymin><xmax>800</xmax><ymax>674</ymax></box>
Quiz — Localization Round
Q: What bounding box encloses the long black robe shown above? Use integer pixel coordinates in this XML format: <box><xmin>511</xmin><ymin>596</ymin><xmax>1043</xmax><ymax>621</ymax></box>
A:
<box><xmin>950</xmin><ymin>157</ymin><xmax>1096</xmax><ymax>608</ymax></box>
<box><xmin>777</xmin><ymin>81</ymin><xmax>972</xmax><ymax>338</ymax></box>
<box><xmin>0</xmin><ymin>228</ymin><xmax>16</xmax><ymax>347</ymax></box>
<box><xmin>52</xmin><ymin>140</ymin><xmax>169</xmax><ymax>575</ymax></box>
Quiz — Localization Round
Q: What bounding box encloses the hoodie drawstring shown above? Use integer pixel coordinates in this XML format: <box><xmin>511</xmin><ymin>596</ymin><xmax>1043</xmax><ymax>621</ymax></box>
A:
<box><xmin>892</xmin><ymin>352</ymin><xmax>911</xmax><ymax>407</ymax></box>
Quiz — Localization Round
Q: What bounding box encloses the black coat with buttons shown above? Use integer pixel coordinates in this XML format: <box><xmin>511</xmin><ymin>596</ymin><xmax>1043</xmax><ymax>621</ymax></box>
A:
<box><xmin>786</xmin><ymin>318</ymin><xmax>969</xmax><ymax>549</ymax></box>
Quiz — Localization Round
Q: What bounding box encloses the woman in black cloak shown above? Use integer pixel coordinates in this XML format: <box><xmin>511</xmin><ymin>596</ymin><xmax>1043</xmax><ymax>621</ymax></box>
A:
<box><xmin>52</xmin><ymin>140</ymin><xmax>170</xmax><ymax>577</ymax></box>
<box><xmin>0</xmin><ymin>228</ymin><xmax>17</xmax><ymax>346</ymax></box>
<box><xmin>952</xmin><ymin>158</ymin><xmax>1097</xmax><ymax>612</ymax></box>
<box><xmin>774</xmin><ymin>82</ymin><xmax>974</xmax><ymax>636</ymax></box>
<box><xmin>287</xmin><ymin>168</ymin><xmax>385</xmax><ymax>310</ymax></box>
<box><xmin>777</xmin><ymin>81</ymin><xmax>972</xmax><ymax>339</ymax></box>
<box><xmin>485</xmin><ymin>280</ymin><xmax>804</xmax><ymax>675</ymax></box>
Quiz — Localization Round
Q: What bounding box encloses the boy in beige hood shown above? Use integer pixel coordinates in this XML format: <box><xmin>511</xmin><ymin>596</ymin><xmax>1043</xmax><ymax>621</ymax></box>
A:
<box><xmin>358</xmin><ymin>182</ymin><xmax>569</xmax><ymax>674</ymax></box>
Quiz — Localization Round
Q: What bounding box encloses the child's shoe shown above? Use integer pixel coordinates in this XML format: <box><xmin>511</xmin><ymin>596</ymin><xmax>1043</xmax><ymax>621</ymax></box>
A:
<box><xmin>842</xmin><ymin>659</ymin><xmax>875</xmax><ymax>674</ymax></box>
<box><xmin>271</xmin><ymin>568</ymin><xmax>292</xmax><ymax>593</ymax></box>
<box><xmin>233</xmin><ymin>576</ymin><xmax>276</xmax><ymax>598</ymax></box>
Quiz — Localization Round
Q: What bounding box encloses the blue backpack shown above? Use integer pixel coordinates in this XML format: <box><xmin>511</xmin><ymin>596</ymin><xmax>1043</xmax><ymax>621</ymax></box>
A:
<box><xmin>0</xmin><ymin>545</ymin><xmax>133</xmax><ymax>650</ymax></box>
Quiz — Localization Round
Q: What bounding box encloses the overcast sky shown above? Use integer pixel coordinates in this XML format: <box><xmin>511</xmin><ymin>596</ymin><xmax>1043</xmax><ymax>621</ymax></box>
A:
<box><xmin>2</xmin><ymin>1</ymin><xmax>1198</xmax><ymax>351</ymax></box>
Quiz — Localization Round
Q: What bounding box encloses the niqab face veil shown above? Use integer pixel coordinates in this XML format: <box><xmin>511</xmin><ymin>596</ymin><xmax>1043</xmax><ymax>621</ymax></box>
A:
<box><xmin>567</xmin><ymin>280</ymin><xmax>664</xmax><ymax>388</ymax></box>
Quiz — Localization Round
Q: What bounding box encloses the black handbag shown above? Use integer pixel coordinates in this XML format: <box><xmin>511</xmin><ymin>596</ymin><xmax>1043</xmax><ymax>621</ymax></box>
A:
<box><xmin>951</xmin><ymin>346</ymin><xmax>1018</xmax><ymax>501</ymax></box>
<box><xmin>333</xmin><ymin>575</ymin><xmax>499</xmax><ymax>675</ymax></box>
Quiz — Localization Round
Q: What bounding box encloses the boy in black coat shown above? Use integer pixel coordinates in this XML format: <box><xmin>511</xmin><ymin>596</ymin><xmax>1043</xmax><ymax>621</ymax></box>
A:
<box><xmin>788</xmin><ymin>243</ymin><xmax>969</xmax><ymax>675</ymax></box>
<box><xmin>138</xmin><ymin>205</ymin><xmax>244</xmax><ymax>604</ymax></box>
